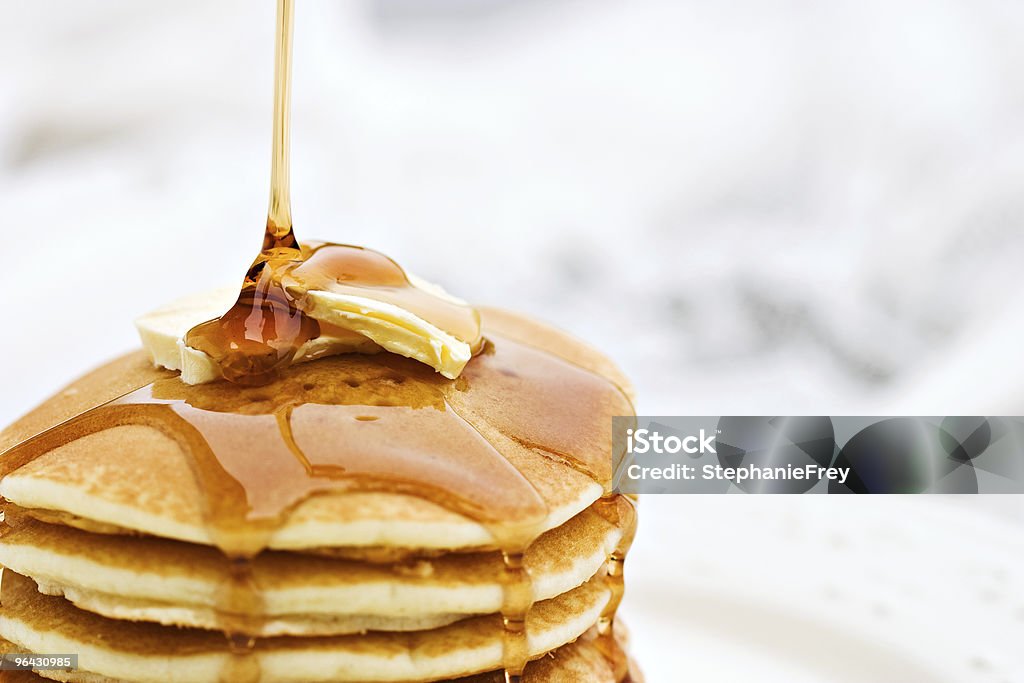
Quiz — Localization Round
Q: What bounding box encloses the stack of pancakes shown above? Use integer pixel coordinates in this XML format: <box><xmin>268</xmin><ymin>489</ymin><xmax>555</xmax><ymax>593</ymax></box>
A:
<box><xmin>0</xmin><ymin>309</ymin><xmax>639</xmax><ymax>682</ymax></box>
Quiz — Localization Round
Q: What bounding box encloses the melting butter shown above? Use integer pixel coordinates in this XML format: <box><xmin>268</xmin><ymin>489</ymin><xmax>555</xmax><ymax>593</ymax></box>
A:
<box><xmin>135</xmin><ymin>244</ymin><xmax>480</xmax><ymax>384</ymax></box>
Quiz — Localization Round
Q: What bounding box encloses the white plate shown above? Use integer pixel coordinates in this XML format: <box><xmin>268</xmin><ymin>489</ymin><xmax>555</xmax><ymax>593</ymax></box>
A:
<box><xmin>622</xmin><ymin>496</ymin><xmax>1024</xmax><ymax>683</ymax></box>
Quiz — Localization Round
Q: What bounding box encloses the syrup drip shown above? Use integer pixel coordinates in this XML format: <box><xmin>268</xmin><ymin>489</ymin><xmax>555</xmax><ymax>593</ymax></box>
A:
<box><xmin>594</xmin><ymin>494</ymin><xmax>639</xmax><ymax>683</ymax></box>
<box><xmin>185</xmin><ymin>0</ymin><xmax>479</xmax><ymax>388</ymax></box>
<box><xmin>184</xmin><ymin>0</ymin><xmax>307</xmax><ymax>389</ymax></box>
<box><xmin>499</xmin><ymin>550</ymin><xmax>532</xmax><ymax>683</ymax></box>
<box><xmin>0</xmin><ymin>500</ymin><xmax>10</xmax><ymax>541</ymax></box>
<box><xmin>220</xmin><ymin>558</ymin><xmax>262</xmax><ymax>683</ymax></box>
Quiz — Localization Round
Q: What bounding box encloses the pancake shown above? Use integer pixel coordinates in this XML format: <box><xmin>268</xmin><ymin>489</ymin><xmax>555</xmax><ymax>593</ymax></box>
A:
<box><xmin>0</xmin><ymin>309</ymin><xmax>633</xmax><ymax>555</ymax></box>
<box><xmin>0</xmin><ymin>307</ymin><xmax>640</xmax><ymax>682</ymax></box>
<box><xmin>0</xmin><ymin>505</ymin><xmax>623</xmax><ymax>636</ymax></box>
<box><xmin>0</xmin><ymin>569</ymin><xmax>609</xmax><ymax>683</ymax></box>
<box><xmin>0</xmin><ymin>634</ymin><xmax>628</xmax><ymax>683</ymax></box>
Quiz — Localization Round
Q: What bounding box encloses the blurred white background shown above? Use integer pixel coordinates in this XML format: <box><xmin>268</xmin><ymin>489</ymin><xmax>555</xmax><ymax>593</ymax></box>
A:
<box><xmin>1</xmin><ymin>1</ymin><xmax>1023</xmax><ymax>681</ymax></box>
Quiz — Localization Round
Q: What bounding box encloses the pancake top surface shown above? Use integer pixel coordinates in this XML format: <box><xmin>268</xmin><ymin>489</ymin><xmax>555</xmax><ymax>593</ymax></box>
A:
<box><xmin>0</xmin><ymin>308</ymin><xmax>633</xmax><ymax>554</ymax></box>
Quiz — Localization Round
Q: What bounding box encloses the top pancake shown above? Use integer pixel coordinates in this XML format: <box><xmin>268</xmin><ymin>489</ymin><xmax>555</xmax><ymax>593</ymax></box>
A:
<box><xmin>0</xmin><ymin>308</ymin><xmax>634</xmax><ymax>553</ymax></box>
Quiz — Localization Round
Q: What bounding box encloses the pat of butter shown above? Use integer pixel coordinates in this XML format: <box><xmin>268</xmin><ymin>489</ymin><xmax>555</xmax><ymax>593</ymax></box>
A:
<box><xmin>135</xmin><ymin>278</ymin><xmax>473</xmax><ymax>384</ymax></box>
